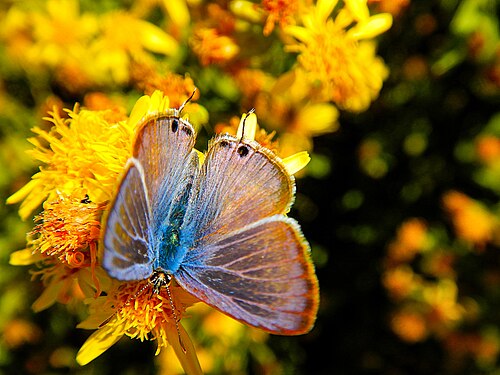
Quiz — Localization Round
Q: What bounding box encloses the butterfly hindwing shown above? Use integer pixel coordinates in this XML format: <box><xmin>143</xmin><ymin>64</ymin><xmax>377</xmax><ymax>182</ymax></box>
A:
<box><xmin>102</xmin><ymin>159</ymin><xmax>153</xmax><ymax>280</ymax></box>
<box><xmin>176</xmin><ymin>135</ymin><xmax>319</xmax><ymax>334</ymax></box>
<box><xmin>177</xmin><ymin>215</ymin><xmax>318</xmax><ymax>334</ymax></box>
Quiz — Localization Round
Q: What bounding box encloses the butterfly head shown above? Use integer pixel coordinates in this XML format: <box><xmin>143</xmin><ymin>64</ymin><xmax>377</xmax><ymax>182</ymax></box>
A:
<box><xmin>149</xmin><ymin>270</ymin><xmax>173</xmax><ymax>295</ymax></box>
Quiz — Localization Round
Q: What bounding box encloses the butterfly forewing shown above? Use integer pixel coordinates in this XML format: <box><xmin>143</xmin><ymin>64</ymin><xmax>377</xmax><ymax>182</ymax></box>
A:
<box><xmin>102</xmin><ymin>115</ymin><xmax>198</xmax><ymax>280</ymax></box>
<box><xmin>182</xmin><ymin>135</ymin><xmax>295</xmax><ymax>244</ymax></box>
<box><xmin>133</xmin><ymin>116</ymin><xmax>198</xmax><ymax>228</ymax></box>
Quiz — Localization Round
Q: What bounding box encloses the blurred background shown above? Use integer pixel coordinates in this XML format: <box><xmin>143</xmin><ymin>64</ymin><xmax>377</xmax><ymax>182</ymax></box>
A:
<box><xmin>0</xmin><ymin>0</ymin><xmax>499</xmax><ymax>374</ymax></box>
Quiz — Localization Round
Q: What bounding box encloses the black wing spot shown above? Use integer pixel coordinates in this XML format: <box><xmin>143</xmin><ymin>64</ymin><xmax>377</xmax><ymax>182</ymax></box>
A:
<box><xmin>237</xmin><ymin>145</ymin><xmax>249</xmax><ymax>157</ymax></box>
<box><xmin>171</xmin><ymin>118</ymin><xmax>179</xmax><ymax>133</ymax></box>
<box><xmin>181</xmin><ymin>126</ymin><xmax>192</xmax><ymax>137</ymax></box>
<box><xmin>219</xmin><ymin>140</ymin><xmax>230</xmax><ymax>148</ymax></box>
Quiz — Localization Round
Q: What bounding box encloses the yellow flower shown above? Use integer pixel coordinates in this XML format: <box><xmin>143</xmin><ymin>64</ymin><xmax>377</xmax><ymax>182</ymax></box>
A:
<box><xmin>6</xmin><ymin>98</ymin><xmax>144</xmax><ymax>310</ymax></box>
<box><xmin>8</xmin><ymin>90</ymin><xmax>314</xmax><ymax>371</ymax></box>
<box><xmin>88</xmin><ymin>11</ymin><xmax>179</xmax><ymax>85</ymax></box>
<box><xmin>76</xmin><ymin>278</ymin><xmax>201</xmax><ymax>372</ymax></box>
<box><xmin>7</xmin><ymin>106</ymin><xmax>134</xmax><ymax>220</ymax></box>
<box><xmin>422</xmin><ymin>280</ymin><xmax>464</xmax><ymax>335</ymax></box>
<box><xmin>233</xmin><ymin>68</ymin><xmax>339</xmax><ymax>157</ymax></box>
<box><xmin>25</xmin><ymin>0</ymin><xmax>97</xmax><ymax>69</ymax></box>
<box><xmin>28</xmin><ymin>259</ymin><xmax>108</xmax><ymax>312</ymax></box>
<box><xmin>284</xmin><ymin>0</ymin><xmax>393</xmax><ymax>112</ymax></box>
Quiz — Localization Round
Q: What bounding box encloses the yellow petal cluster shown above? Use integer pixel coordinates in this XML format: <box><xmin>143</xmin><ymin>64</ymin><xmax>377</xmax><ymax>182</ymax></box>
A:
<box><xmin>284</xmin><ymin>0</ymin><xmax>392</xmax><ymax>112</ymax></box>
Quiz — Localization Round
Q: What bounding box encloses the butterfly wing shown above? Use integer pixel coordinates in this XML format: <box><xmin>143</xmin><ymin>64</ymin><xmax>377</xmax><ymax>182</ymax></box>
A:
<box><xmin>132</xmin><ymin>116</ymin><xmax>198</xmax><ymax>228</ymax></box>
<box><xmin>181</xmin><ymin>135</ymin><xmax>295</xmax><ymax>241</ymax></box>
<box><xmin>102</xmin><ymin>159</ymin><xmax>153</xmax><ymax>280</ymax></box>
<box><xmin>102</xmin><ymin>116</ymin><xmax>198</xmax><ymax>280</ymax></box>
<box><xmin>176</xmin><ymin>135</ymin><xmax>319</xmax><ymax>334</ymax></box>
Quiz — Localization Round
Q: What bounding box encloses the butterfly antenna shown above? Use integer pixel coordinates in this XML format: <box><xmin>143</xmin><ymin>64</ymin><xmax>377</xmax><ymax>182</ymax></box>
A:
<box><xmin>165</xmin><ymin>281</ymin><xmax>187</xmax><ymax>353</ymax></box>
<box><xmin>239</xmin><ymin>108</ymin><xmax>255</xmax><ymax>142</ymax></box>
<box><xmin>178</xmin><ymin>88</ymin><xmax>197</xmax><ymax>115</ymax></box>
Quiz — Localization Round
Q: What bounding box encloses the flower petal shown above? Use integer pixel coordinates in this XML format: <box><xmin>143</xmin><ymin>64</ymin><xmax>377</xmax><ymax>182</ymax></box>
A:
<box><xmin>10</xmin><ymin>248</ymin><xmax>43</xmax><ymax>266</ymax></box>
<box><xmin>137</xmin><ymin>19</ymin><xmax>179</xmax><ymax>55</ymax></box>
<box><xmin>349</xmin><ymin>14</ymin><xmax>393</xmax><ymax>40</ymax></box>
<box><xmin>284</xmin><ymin>25</ymin><xmax>314</xmax><ymax>44</ymax></box>
<box><xmin>32</xmin><ymin>277</ymin><xmax>66</xmax><ymax>312</ymax></box>
<box><xmin>161</xmin><ymin>0</ymin><xmax>190</xmax><ymax>28</ymax></box>
<box><xmin>236</xmin><ymin>112</ymin><xmax>257</xmax><ymax>141</ymax></box>
<box><xmin>164</xmin><ymin>322</ymin><xmax>203</xmax><ymax>375</ymax></box>
<box><xmin>344</xmin><ymin>0</ymin><xmax>370</xmax><ymax>22</ymax></box>
<box><xmin>316</xmin><ymin>0</ymin><xmax>339</xmax><ymax>23</ymax></box>
<box><xmin>282</xmin><ymin>151</ymin><xmax>311</xmax><ymax>175</ymax></box>
<box><xmin>297</xmin><ymin>103</ymin><xmax>340</xmax><ymax>136</ymax></box>
<box><xmin>76</xmin><ymin>326</ymin><xmax>124</xmax><ymax>366</ymax></box>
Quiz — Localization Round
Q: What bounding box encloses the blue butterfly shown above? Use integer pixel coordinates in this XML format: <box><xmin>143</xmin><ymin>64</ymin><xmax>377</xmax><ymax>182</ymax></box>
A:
<box><xmin>102</xmin><ymin>107</ymin><xmax>319</xmax><ymax>335</ymax></box>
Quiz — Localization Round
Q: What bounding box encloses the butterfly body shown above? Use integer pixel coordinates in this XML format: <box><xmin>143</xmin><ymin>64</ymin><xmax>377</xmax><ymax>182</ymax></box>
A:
<box><xmin>102</xmin><ymin>113</ymin><xmax>319</xmax><ymax>334</ymax></box>
<box><xmin>155</xmin><ymin>181</ymin><xmax>193</xmax><ymax>274</ymax></box>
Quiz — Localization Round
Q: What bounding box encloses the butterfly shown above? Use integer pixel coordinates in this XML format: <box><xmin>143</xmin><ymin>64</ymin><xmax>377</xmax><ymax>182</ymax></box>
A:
<box><xmin>102</xmin><ymin>104</ymin><xmax>319</xmax><ymax>335</ymax></box>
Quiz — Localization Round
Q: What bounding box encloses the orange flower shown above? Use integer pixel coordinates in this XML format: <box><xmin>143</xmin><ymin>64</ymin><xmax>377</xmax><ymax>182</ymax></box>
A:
<box><xmin>391</xmin><ymin>309</ymin><xmax>428</xmax><ymax>343</ymax></box>
<box><xmin>32</xmin><ymin>193</ymin><xmax>103</xmax><ymax>269</ymax></box>
<box><xmin>443</xmin><ymin>190</ymin><xmax>499</xmax><ymax>247</ymax></box>
<box><xmin>422</xmin><ymin>280</ymin><xmax>464</xmax><ymax>337</ymax></box>
<box><xmin>131</xmin><ymin>66</ymin><xmax>199</xmax><ymax>108</ymax></box>
<box><xmin>476</xmin><ymin>135</ymin><xmax>500</xmax><ymax>164</ymax></box>
<box><xmin>383</xmin><ymin>266</ymin><xmax>420</xmax><ymax>300</ymax></box>
<box><xmin>368</xmin><ymin>0</ymin><xmax>410</xmax><ymax>17</ymax></box>
<box><xmin>387</xmin><ymin>218</ymin><xmax>429</xmax><ymax>264</ymax></box>
<box><xmin>3</xmin><ymin>319</ymin><xmax>42</xmax><ymax>348</ymax></box>
<box><xmin>190</xmin><ymin>27</ymin><xmax>239</xmax><ymax>66</ymax></box>
<box><xmin>262</xmin><ymin>0</ymin><xmax>299</xmax><ymax>36</ymax></box>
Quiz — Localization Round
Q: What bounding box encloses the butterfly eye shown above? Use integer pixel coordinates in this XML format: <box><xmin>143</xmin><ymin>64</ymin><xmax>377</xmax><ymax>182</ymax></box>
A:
<box><xmin>171</xmin><ymin>118</ymin><xmax>179</xmax><ymax>133</ymax></box>
<box><xmin>237</xmin><ymin>145</ymin><xmax>249</xmax><ymax>157</ymax></box>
